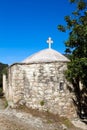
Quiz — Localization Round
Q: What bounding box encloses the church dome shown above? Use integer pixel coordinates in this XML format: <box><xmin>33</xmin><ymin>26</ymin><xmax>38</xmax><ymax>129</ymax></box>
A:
<box><xmin>22</xmin><ymin>37</ymin><xmax>69</xmax><ymax>63</ymax></box>
<box><xmin>22</xmin><ymin>48</ymin><xmax>70</xmax><ymax>63</ymax></box>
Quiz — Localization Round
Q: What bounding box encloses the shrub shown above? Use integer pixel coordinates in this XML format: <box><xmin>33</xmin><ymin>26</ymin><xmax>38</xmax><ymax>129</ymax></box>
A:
<box><xmin>40</xmin><ymin>100</ymin><xmax>45</xmax><ymax>106</ymax></box>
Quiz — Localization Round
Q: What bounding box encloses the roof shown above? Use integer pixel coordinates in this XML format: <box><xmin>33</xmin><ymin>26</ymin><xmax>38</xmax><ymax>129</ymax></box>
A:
<box><xmin>22</xmin><ymin>48</ymin><xmax>70</xmax><ymax>63</ymax></box>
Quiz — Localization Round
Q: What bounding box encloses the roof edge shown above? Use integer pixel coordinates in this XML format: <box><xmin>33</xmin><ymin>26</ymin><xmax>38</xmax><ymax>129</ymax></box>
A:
<box><xmin>10</xmin><ymin>60</ymin><xmax>70</xmax><ymax>67</ymax></box>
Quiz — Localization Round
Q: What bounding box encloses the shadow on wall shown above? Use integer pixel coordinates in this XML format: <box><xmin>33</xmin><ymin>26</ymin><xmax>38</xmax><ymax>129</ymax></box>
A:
<box><xmin>67</xmin><ymin>84</ymin><xmax>87</xmax><ymax>123</ymax></box>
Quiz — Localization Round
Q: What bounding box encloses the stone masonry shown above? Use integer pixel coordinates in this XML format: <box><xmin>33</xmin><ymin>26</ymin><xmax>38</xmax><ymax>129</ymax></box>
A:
<box><xmin>4</xmin><ymin>61</ymin><xmax>76</xmax><ymax>118</ymax></box>
<box><xmin>3</xmin><ymin>37</ymin><xmax>76</xmax><ymax>119</ymax></box>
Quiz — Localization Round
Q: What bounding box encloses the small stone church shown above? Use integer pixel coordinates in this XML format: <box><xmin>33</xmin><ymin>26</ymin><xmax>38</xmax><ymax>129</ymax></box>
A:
<box><xmin>3</xmin><ymin>37</ymin><xmax>76</xmax><ymax>118</ymax></box>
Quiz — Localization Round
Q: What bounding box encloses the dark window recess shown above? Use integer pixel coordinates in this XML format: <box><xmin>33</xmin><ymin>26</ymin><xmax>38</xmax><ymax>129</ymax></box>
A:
<box><xmin>59</xmin><ymin>81</ymin><xmax>64</xmax><ymax>90</ymax></box>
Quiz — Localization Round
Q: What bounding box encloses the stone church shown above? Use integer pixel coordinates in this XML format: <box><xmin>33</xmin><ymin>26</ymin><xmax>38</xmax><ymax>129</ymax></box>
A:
<box><xmin>3</xmin><ymin>37</ymin><xmax>76</xmax><ymax>118</ymax></box>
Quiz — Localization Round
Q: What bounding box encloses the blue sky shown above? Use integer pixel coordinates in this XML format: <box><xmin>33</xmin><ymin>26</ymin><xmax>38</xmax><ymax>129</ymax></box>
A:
<box><xmin>0</xmin><ymin>0</ymin><xmax>75</xmax><ymax>65</ymax></box>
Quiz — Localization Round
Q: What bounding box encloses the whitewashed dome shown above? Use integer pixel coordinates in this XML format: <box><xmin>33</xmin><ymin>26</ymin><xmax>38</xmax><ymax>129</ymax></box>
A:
<box><xmin>22</xmin><ymin>37</ymin><xmax>69</xmax><ymax>63</ymax></box>
<box><xmin>22</xmin><ymin>48</ymin><xmax>69</xmax><ymax>63</ymax></box>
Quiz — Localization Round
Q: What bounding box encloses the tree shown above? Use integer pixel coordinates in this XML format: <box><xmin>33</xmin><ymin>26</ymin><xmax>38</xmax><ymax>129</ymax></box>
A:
<box><xmin>58</xmin><ymin>0</ymin><xmax>87</xmax><ymax>119</ymax></box>
<box><xmin>0</xmin><ymin>62</ymin><xmax>8</xmax><ymax>96</ymax></box>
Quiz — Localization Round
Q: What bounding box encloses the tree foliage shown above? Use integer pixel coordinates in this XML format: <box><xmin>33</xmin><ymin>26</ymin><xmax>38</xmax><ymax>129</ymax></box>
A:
<box><xmin>0</xmin><ymin>62</ymin><xmax>8</xmax><ymax>88</ymax></box>
<box><xmin>58</xmin><ymin>0</ymin><xmax>87</xmax><ymax>119</ymax></box>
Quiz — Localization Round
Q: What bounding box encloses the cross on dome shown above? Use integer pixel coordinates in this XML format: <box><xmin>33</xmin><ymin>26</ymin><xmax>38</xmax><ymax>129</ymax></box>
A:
<box><xmin>46</xmin><ymin>37</ymin><xmax>53</xmax><ymax>49</ymax></box>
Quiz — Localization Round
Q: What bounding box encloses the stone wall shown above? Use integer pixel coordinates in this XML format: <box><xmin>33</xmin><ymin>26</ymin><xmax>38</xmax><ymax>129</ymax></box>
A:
<box><xmin>6</xmin><ymin>62</ymin><xmax>76</xmax><ymax>118</ymax></box>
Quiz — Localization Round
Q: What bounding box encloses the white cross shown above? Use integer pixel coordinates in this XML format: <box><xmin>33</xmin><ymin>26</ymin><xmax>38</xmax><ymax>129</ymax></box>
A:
<box><xmin>46</xmin><ymin>37</ymin><xmax>53</xmax><ymax>49</ymax></box>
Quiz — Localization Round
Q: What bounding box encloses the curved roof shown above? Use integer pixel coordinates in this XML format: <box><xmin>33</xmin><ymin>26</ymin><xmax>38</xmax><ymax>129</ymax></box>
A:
<box><xmin>22</xmin><ymin>48</ymin><xmax>70</xmax><ymax>63</ymax></box>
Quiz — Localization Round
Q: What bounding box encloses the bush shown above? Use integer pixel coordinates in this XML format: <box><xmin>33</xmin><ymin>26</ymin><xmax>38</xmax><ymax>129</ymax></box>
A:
<box><xmin>40</xmin><ymin>100</ymin><xmax>45</xmax><ymax>106</ymax></box>
<box><xmin>0</xmin><ymin>87</ymin><xmax>3</xmax><ymax>97</ymax></box>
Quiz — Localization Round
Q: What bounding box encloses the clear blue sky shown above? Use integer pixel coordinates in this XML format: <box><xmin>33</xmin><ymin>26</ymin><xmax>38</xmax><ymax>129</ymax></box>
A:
<box><xmin>0</xmin><ymin>0</ymin><xmax>75</xmax><ymax>65</ymax></box>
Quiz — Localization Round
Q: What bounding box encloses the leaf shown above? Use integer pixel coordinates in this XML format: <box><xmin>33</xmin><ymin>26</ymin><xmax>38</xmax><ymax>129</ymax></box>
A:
<box><xmin>58</xmin><ymin>25</ymin><xmax>66</xmax><ymax>32</ymax></box>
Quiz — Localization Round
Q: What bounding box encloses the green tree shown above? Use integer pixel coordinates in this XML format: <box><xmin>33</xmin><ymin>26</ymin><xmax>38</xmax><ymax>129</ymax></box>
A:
<box><xmin>58</xmin><ymin>0</ymin><xmax>87</xmax><ymax>119</ymax></box>
<box><xmin>0</xmin><ymin>63</ymin><xmax>8</xmax><ymax>87</ymax></box>
<box><xmin>0</xmin><ymin>62</ymin><xmax>8</xmax><ymax>96</ymax></box>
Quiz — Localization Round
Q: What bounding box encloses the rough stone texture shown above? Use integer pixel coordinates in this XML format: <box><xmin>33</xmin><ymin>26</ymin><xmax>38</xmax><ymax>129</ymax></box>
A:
<box><xmin>4</xmin><ymin>62</ymin><xmax>76</xmax><ymax>119</ymax></box>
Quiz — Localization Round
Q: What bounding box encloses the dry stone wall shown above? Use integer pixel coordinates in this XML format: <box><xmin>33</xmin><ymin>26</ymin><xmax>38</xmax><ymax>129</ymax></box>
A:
<box><xmin>6</xmin><ymin>62</ymin><xmax>76</xmax><ymax>118</ymax></box>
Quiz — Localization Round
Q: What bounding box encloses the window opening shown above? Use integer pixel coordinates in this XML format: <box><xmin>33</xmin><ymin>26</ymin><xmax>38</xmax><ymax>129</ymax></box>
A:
<box><xmin>59</xmin><ymin>81</ymin><xmax>64</xmax><ymax>90</ymax></box>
